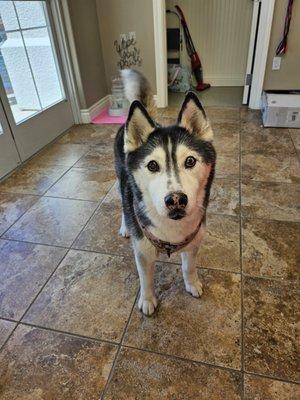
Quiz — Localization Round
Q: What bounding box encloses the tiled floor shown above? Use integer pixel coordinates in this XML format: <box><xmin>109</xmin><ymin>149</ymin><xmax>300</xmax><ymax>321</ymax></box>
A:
<box><xmin>0</xmin><ymin>109</ymin><xmax>299</xmax><ymax>399</ymax></box>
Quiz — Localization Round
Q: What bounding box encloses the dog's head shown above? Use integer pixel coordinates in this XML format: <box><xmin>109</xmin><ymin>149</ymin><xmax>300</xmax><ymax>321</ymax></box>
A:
<box><xmin>125</xmin><ymin>92</ymin><xmax>216</xmax><ymax>221</ymax></box>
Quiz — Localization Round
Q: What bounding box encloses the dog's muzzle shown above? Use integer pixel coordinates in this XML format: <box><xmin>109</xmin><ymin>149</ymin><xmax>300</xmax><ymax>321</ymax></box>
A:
<box><xmin>164</xmin><ymin>191</ymin><xmax>188</xmax><ymax>220</ymax></box>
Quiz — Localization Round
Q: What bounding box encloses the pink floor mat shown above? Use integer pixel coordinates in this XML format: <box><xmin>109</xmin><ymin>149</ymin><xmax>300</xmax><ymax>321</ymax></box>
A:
<box><xmin>92</xmin><ymin>107</ymin><xmax>127</xmax><ymax>125</ymax></box>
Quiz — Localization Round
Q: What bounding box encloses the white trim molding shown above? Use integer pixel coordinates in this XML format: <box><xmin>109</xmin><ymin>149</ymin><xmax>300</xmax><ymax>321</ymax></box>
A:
<box><xmin>153</xmin><ymin>0</ymin><xmax>168</xmax><ymax>108</ymax></box>
<box><xmin>249</xmin><ymin>0</ymin><xmax>275</xmax><ymax>109</ymax></box>
<box><xmin>80</xmin><ymin>95</ymin><xmax>110</xmax><ymax>124</ymax></box>
<box><xmin>53</xmin><ymin>0</ymin><xmax>82</xmax><ymax>123</ymax></box>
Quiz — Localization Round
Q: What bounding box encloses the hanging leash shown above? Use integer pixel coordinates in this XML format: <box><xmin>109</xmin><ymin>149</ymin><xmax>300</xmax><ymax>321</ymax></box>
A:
<box><xmin>276</xmin><ymin>0</ymin><xmax>294</xmax><ymax>56</ymax></box>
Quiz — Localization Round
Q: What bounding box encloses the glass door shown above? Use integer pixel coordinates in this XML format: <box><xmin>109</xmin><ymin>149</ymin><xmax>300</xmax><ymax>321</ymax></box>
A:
<box><xmin>0</xmin><ymin>0</ymin><xmax>74</xmax><ymax>161</ymax></box>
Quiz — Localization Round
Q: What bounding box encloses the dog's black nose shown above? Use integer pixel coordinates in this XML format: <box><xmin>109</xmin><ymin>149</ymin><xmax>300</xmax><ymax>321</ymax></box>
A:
<box><xmin>164</xmin><ymin>191</ymin><xmax>188</xmax><ymax>210</ymax></box>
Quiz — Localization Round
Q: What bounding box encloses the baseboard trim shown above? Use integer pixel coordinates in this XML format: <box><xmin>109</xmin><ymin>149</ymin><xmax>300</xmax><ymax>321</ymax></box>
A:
<box><xmin>80</xmin><ymin>94</ymin><xmax>158</xmax><ymax>123</ymax></box>
<box><xmin>80</xmin><ymin>94</ymin><xmax>110</xmax><ymax>123</ymax></box>
<box><xmin>203</xmin><ymin>75</ymin><xmax>244</xmax><ymax>87</ymax></box>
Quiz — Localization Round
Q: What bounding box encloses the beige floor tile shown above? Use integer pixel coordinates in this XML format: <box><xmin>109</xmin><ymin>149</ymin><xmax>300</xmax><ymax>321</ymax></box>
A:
<box><xmin>244</xmin><ymin>276</ymin><xmax>298</xmax><ymax>381</ymax></box>
<box><xmin>58</xmin><ymin>124</ymin><xmax>119</xmax><ymax>146</ymax></box>
<box><xmin>244</xmin><ymin>374</ymin><xmax>300</xmax><ymax>400</ymax></box>
<box><xmin>242</xmin><ymin>152</ymin><xmax>299</xmax><ymax>183</ymax></box>
<box><xmin>197</xmin><ymin>214</ymin><xmax>240</xmax><ymax>272</ymax></box>
<box><xmin>0</xmin><ymin>193</ymin><xmax>38</xmax><ymax>235</ymax></box>
<box><xmin>73</xmin><ymin>186</ymin><xmax>132</xmax><ymax>257</ymax></box>
<box><xmin>289</xmin><ymin>129</ymin><xmax>300</xmax><ymax>154</ymax></box>
<box><xmin>73</xmin><ymin>145</ymin><xmax>115</xmax><ymax>170</ymax></box>
<box><xmin>24</xmin><ymin>250</ymin><xmax>138</xmax><ymax>341</ymax></box>
<box><xmin>242</xmin><ymin>218</ymin><xmax>299</xmax><ymax>280</ymax></box>
<box><xmin>32</xmin><ymin>143</ymin><xmax>90</xmax><ymax>166</ymax></box>
<box><xmin>240</xmin><ymin>108</ymin><xmax>261</xmax><ymax>123</ymax></box>
<box><xmin>212</xmin><ymin>121</ymin><xmax>240</xmax><ymax>156</ymax></box>
<box><xmin>45</xmin><ymin>168</ymin><xmax>115</xmax><ymax>201</ymax></box>
<box><xmin>241</xmin><ymin>126</ymin><xmax>295</xmax><ymax>154</ymax></box>
<box><xmin>0</xmin><ymin>240</ymin><xmax>66</xmax><ymax>320</ymax></box>
<box><xmin>241</xmin><ymin>181</ymin><xmax>300</xmax><ymax>222</ymax></box>
<box><xmin>209</xmin><ymin>178</ymin><xmax>240</xmax><ymax>216</ymax></box>
<box><xmin>0</xmin><ymin>163</ymin><xmax>69</xmax><ymax>195</ymax></box>
<box><xmin>3</xmin><ymin>197</ymin><xmax>97</xmax><ymax>247</ymax></box>
<box><xmin>0</xmin><ymin>325</ymin><xmax>117</xmax><ymax>400</ymax></box>
<box><xmin>124</xmin><ymin>263</ymin><xmax>241</xmax><ymax>369</ymax></box>
<box><xmin>104</xmin><ymin>347</ymin><xmax>242</xmax><ymax>400</ymax></box>
<box><xmin>0</xmin><ymin>319</ymin><xmax>16</xmax><ymax>348</ymax></box>
<box><xmin>216</xmin><ymin>153</ymin><xmax>239</xmax><ymax>179</ymax></box>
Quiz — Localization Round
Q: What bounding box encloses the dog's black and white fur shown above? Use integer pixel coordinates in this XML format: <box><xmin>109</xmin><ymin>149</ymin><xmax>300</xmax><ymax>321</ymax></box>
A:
<box><xmin>114</xmin><ymin>69</ymin><xmax>216</xmax><ymax>315</ymax></box>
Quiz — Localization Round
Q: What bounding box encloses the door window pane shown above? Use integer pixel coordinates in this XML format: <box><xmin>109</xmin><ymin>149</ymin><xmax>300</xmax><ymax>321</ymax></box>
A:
<box><xmin>0</xmin><ymin>1</ymin><xmax>65</xmax><ymax>124</ymax></box>
<box><xmin>23</xmin><ymin>28</ymin><xmax>63</xmax><ymax>109</ymax></box>
<box><xmin>0</xmin><ymin>2</ymin><xmax>19</xmax><ymax>31</ymax></box>
<box><xmin>15</xmin><ymin>1</ymin><xmax>46</xmax><ymax>29</ymax></box>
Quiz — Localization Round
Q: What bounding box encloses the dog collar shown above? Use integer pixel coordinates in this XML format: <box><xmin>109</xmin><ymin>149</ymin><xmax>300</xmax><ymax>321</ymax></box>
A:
<box><xmin>140</xmin><ymin>218</ymin><xmax>203</xmax><ymax>257</ymax></box>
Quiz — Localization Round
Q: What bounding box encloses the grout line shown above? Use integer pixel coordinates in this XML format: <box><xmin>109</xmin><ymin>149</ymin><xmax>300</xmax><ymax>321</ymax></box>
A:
<box><xmin>238</xmin><ymin>109</ymin><xmax>245</xmax><ymax>400</ymax></box>
<box><xmin>67</xmin><ymin>183</ymin><xmax>117</xmax><ymax>250</ymax></box>
<box><xmin>42</xmin><ymin>195</ymin><xmax>103</xmax><ymax>203</ymax></box>
<box><xmin>1</xmin><ymin>317</ymin><xmax>299</xmax><ymax>387</ymax></box>
<box><xmin>0</xmin><ymin>195</ymin><xmax>42</xmax><ymax>238</ymax></box>
<box><xmin>0</xmin><ymin>163</ymin><xmax>77</xmax><ymax>238</ymax></box>
<box><xmin>1</xmin><ymin>240</ymin><xmax>296</xmax><ymax>284</ymax></box>
<box><xmin>0</xmin><ymin>184</ymin><xmax>119</xmax><ymax>343</ymax></box>
<box><xmin>0</xmin><ymin>249</ymin><xmax>69</xmax><ymax>352</ymax></box>
<box><xmin>288</xmin><ymin>130</ymin><xmax>300</xmax><ymax>162</ymax></box>
<box><xmin>100</xmin><ymin>289</ymin><xmax>140</xmax><ymax>399</ymax></box>
<box><xmin>121</xmin><ymin>344</ymin><xmax>242</xmax><ymax>375</ymax></box>
<box><xmin>0</xmin><ymin>126</ymin><xmax>88</xmax><ymax>185</ymax></box>
<box><xmin>0</xmin><ymin>170</ymin><xmax>115</xmax><ymax>243</ymax></box>
<box><xmin>15</xmin><ymin>321</ymin><xmax>119</xmax><ymax>347</ymax></box>
<box><xmin>243</xmin><ymin>370</ymin><xmax>300</xmax><ymax>386</ymax></box>
<box><xmin>0</xmin><ymin>237</ymin><xmax>69</xmax><ymax>250</ymax></box>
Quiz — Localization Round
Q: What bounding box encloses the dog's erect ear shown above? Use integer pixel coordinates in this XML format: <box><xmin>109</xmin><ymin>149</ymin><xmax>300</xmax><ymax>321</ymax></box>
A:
<box><xmin>124</xmin><ymin>100</ymin><xmax>156</xmax><ymax>152</ymax></box>
<box><xmin>178</xmin><ymin>91</ymin><xmax>213</xmax><ymax>141</ymax></box>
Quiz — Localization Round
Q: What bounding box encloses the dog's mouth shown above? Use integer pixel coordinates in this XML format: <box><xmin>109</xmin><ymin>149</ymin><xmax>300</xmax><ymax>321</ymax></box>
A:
<box><xmin>168</xmin><ymin>209</ymin><xmax>186</xmax><ymax>220</ymax></box>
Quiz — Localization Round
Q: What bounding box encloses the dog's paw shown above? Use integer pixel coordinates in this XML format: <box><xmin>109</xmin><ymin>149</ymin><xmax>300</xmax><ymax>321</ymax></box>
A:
<box><xmin>119</xmin><ymin>225</ymin><xmax>130</xmax><ymax>238</ymax></box>
<box><xmin>138</xmin><ymin>294</ymin><xmax>158</xmax><ymax>316</ymax></box>
<box><xmin>185</xmin><ymin>279</ymin><xmax>203</xmax><ymax>298</ymax></box>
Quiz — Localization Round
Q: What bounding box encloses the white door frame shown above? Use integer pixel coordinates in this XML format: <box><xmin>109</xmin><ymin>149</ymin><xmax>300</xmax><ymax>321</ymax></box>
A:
<box><xmin>242</xmin><ymin>0</ymin><xmax>260</xmax><ymax>105</ymax></box>
<box><xmin>249</xmin><ymin>0</ymin><xmax>275</xmax><ymax>109</ymax></box>
<box><xmin>153</xmin><ymin>0</ymin><xmax>275</xmax><ymax>110</ymax></box>
<box><xmin>50</xmin><ymin>0</ymin><xmax>81</xmax><ymax>124</ymax></box>
<box><xmin>51</xmin><ymin>0</ymin><xmax>82</xmax><ymax>123</ymax></box>
<box><xmin>153</xmin><ymin>0</ymin><xmax>168</xmax><ymax>108</ymax></box>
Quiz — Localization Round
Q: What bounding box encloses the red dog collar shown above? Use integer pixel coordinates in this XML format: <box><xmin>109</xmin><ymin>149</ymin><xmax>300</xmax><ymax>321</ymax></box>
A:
<box><xmin>140</xmin><ymin>218</ymin><xmax>203</xmax><ymax>257</ymax></box>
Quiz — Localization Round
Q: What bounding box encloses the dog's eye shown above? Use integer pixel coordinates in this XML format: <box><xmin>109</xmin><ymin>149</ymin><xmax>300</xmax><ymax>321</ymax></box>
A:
<box><xmin>185</xmin><ymin>156</ymin><xmax>196</xmax><ymax>169</ymax></box>
<box><xmin>147</xmin><ymin>160</ymin><xmax>160</xmax><ymax>173</ymax></box>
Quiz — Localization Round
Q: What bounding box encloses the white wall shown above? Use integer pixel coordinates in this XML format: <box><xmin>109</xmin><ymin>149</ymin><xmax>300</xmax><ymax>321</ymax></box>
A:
<box><xmin>166</xmin><ymin>0</ymin><xmax>253</xmax><ymax>86</ymax></box>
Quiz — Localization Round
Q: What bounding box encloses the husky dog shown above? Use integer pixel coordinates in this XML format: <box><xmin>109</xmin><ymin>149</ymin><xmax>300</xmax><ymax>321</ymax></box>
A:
<box><xmin>114</xmin><ymin>69</ymin><xmax>216</xmax><ymax>316</ymax></box>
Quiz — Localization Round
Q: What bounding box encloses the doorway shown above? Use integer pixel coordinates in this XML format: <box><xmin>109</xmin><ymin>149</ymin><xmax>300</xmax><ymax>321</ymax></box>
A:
<box><xmin>153</xmin><ymin>0</ymin><xmax>275</xmax><ymax>109</ymax></box>
<box><xmin>0</xmin><ymin>0</ymin><xmax>75</xmax><ymax>179</ymax></box>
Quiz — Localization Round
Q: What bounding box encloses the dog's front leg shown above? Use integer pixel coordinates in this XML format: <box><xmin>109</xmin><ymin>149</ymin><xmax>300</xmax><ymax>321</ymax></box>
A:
<box><xmin>133</xmin><ymin>238</ymin><xmax>157</xmax><ymax>316</ymax></box>
<box><xmin>181</xmin><ymin>247</ymin><xmax>203</xmax><ymax>298</ymax></box>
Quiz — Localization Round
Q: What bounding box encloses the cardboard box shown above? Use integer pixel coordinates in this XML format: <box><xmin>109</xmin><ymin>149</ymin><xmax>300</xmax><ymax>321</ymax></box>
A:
<box><xmin>261</xmin><ymin>91</ymin><xmax>300</xmax><ymax>128</ymax></box>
